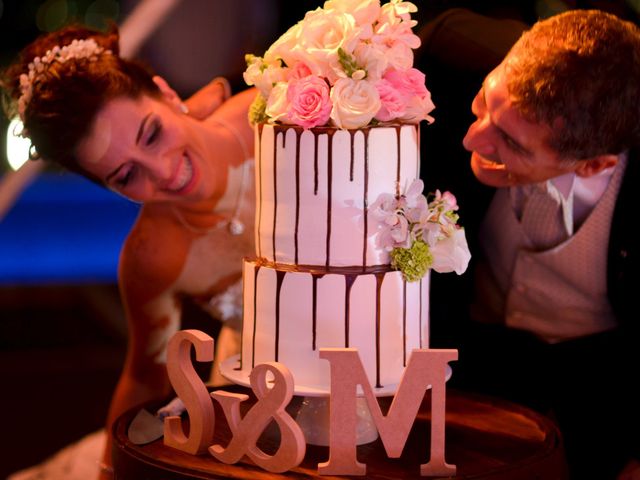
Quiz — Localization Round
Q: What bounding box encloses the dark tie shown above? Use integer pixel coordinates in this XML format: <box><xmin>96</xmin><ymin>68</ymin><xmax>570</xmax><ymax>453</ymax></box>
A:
<box><xmin>519</xmin><ymin>183</ymin><xmax>571</xmax><ymax>250</ymax></box>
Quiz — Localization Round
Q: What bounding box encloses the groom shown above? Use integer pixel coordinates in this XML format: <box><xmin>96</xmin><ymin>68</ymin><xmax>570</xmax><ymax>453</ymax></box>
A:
<box><xmin>421</xmin><ymin>8</ymin><xmax>640</xmax><ymax>479</ymax></box>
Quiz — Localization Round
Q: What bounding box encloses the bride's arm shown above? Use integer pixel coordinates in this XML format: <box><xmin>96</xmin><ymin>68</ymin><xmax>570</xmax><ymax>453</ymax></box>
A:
<box><xmin>100</xmin><ymin>208</ymin><xmax>189</xmax><ymax>473</ymax></box>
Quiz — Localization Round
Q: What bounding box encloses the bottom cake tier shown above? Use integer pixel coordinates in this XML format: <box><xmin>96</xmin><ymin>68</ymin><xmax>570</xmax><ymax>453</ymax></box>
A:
<box><xmin>236</xmin><ymin>259</ymin><xmax>430</xmax><ymax>394</ymax></box>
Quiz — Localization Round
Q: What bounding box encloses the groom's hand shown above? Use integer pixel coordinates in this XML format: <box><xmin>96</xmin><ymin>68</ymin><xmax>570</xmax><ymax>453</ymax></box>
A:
<box><xmin>184</xmin><ymin>77</ymin><xmax>232</xmax><ymax>120</ymax></box>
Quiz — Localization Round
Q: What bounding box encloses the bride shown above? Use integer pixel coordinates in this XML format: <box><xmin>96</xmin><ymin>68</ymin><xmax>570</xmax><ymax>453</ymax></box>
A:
<box><xmin>2</xmin><ymin>23</ymin><xmax>256</xmax><ymax>478</ymax></box>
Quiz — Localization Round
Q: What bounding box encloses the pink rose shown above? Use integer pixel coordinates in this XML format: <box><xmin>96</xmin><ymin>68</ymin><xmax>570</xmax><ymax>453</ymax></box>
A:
<box><xmin>286</xmin><ymin>75</ymin><xmax>332</xmax><ymax>129</ymax></box>
<box><xmin>382</xmin><ymin>67</ymin><xmax>435</xmax><ymax>123</ymax></box>
<box><xmin>374</xmin><ymin>78</ymin><xmax>406</xmax><ymax>122</ymax></box>
<box><xmin>288</xmin><ymin>62</ymin><xmax>313</xmax><ymax>80</ymax></box>
<box><xmin>383</xmin><ymin>67</ymin><xmax>428</xmax><ymax>99</ymax></box>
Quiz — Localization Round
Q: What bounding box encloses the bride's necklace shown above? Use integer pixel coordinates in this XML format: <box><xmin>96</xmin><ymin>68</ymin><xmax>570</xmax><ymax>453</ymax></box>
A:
<box><xmin>171</xmin><ymin>116</ymin><xmax>251</xmax><ymax>236</ymax></box>
<box><xmin>171</xmin><ymin>157</ymin><xmax>249</xmax><ymax>236</ymax></box>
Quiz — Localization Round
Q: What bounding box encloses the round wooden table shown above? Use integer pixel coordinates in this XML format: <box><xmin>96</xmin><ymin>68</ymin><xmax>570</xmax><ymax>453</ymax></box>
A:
<box><xmin>112</xmin><ymin>387</ymin><xmax>569</xmax><ymax>479</ymax></box>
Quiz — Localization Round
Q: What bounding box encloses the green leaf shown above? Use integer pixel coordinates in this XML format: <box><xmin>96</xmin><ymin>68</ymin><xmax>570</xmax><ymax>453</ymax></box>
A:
<box><xmin>338</xmin><ymin>47</ymin><xmax>365</xmax><ymax>79</ymax></box>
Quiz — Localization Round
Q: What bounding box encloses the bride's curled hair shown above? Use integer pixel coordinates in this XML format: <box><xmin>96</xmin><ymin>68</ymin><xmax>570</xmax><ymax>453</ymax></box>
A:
<box><xmin>1</xmin><ymin>24</ymin><xmax>160</xmax><ymax>180</ymax></box>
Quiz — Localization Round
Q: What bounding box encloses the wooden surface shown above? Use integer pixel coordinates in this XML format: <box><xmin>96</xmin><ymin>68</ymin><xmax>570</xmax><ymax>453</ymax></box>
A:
<box><xmin>112</xmin><ymin>387</ymin><xmax>569</xmax><ymax>479</ymax></box>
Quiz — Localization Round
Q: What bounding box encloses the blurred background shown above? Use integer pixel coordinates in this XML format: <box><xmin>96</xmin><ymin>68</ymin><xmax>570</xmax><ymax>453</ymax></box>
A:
<box><xmin>1</xmin><ymin>0</ymin><xmax>639</xmax><ymax>478</ymax></box>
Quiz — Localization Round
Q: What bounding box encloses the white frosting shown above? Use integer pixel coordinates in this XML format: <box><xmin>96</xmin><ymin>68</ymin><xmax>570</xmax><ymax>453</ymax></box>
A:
<box><xmin>240</xmin><ymin>259</ymin><xmax>430</xmax><ymax>392</ymax></box>
<box><xmin>254</xmin><ymin>124</ymin><xmax>420</xmax><ymax>267</ymax></box>
<box><xmin>241</xmin><ymin>122</ymin><xmax>428</xmax><ymax>393</ymax></box>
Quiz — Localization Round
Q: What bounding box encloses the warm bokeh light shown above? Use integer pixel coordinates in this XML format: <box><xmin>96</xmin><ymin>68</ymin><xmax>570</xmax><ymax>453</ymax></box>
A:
<box><xmin>34</xmin><ymin>0</ymin><xmax>119</xmax><ymax>32</ymax></box>
<box><xmin>6</xmin><ymin>118</ymin><xmax>31</xmax><ymax>171</ymax></box>
<box><xmin>36</xmin><ymin>0</ymin><xmax>71</xmax><ymax>32</ymax></box>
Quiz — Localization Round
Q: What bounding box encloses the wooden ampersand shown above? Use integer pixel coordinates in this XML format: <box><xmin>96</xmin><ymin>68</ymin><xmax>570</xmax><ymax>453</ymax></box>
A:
<box><xmin>164</xmin><ymin>329</ymin><xmax>215</xmax><ymax>454</ymax></box>
<box><xmin>318</xmin><ymin>348</ymin><xmax>457</xmax><ymax>477</ymax></box>
<box><xmin>209</xmin><ymin>362</ymin><xmax>306</xmax><ymax>473</ymax></box>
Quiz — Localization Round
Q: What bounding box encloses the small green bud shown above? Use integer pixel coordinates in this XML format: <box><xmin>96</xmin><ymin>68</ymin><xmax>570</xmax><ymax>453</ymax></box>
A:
<box><xmin>248</xmin><ymin>94</ymin><xmax>268</xmax><ymax>125</ymax></box>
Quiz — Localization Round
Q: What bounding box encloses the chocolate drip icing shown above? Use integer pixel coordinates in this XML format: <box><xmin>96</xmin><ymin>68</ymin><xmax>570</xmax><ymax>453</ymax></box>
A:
<box><xmin>325</xmin><ymin>130</ymin><xmax>335</xmax><ymax>267</ymax></box>
<box><xmin>251</xmin><ymin>264</ymin><xmax>261</xmax><ymax>369</ymax></box>
<box><xmin>362</xmin><ymin>129</ymin><xmax>370</xmax><ymax>269</ymax></box>
<box><xmin>272</xmin><ymin>131</ymin><xmax>279</xmax><ymax>261</ymax></box>
<box><xmin>253</xmin><ymin>258</ymin><xmax>392</xmax><ymax>275</ymax></box>
<box><xmin>395</xmin><ymin>125</ymin><xmax>402</xmax><ymax>198</ymax></box>
<box><xmin>375</xmin><ymin>272</ymin><xmax>384</xmax><ymax>389</ymax></box>
<box><xmin>344</xmin><ymin>274</ymin><xmax>357</xmax><ymax>348</ymax></box>
<box><xmin>314</xmin><ymin>133</ymin><xmax>319</xmax><ymax>196</ymax></box>
<box><xmin>275</xmin><ymin>270</ymin><xmax>286</xmax><ymax>362</ymax></box>
<box><xmin>311</xmin><ymin>273</ymin><xmax>324</xmax><ymax>351</ymax></box>
<box><xmin>294</xmin><ymin>128</ymin><xmax>302</xmax><ymax>264</ymax></box>
<box><xmin>403</xmin><ymin>279</ymin><xmax>407</xmax><ymax>367</ymax></box>
<box><xmin>349</xmin><ymin>130</ymin><xmax>356</xmax><ymax>182</ymax></box>
<box><xmin>257</xmin><ymin>125</ymin><xmax>264</xmax><ymax>258</ymax></box>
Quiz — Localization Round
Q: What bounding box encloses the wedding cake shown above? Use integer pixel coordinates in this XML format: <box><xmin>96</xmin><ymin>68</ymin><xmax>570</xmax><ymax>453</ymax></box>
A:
<box><xmin>227</xmin><ymin>0</ymin><xmax>471</xmax><ymax>394</ymax></box>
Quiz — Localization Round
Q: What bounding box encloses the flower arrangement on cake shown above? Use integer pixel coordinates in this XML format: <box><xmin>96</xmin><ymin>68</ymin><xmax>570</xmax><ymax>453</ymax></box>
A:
<box><xmin>243</xmin><ymin>0</ymin><xmax>434</xmax><ymax>129</ymax></box>
<box><xmin>244</xmin><ymin>0</ymin><xmax>470</xmax><ymax>281</ymax></box>
<box><xmin>372</xmin><ymin>179</ymin><xmax>470</xmax><ymax>281</ymax></box>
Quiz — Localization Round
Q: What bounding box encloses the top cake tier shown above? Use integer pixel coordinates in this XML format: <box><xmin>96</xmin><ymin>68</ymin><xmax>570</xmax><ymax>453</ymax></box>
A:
<box><xmin>253</xmin><ymin>123</ymin><xmax>420</xmax><ymax>268</ymax></box>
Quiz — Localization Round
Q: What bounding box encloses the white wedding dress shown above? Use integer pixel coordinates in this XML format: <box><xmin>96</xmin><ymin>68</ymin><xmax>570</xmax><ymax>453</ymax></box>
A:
<box><xmin>8</xmin><ymin>430</ymin><xmax>106</xmax><ymax>480</ymax></box>
<box><xmin>8</xmin><ymin>282</ymin><xmax>242</xmax><ymax>480</ymax></box>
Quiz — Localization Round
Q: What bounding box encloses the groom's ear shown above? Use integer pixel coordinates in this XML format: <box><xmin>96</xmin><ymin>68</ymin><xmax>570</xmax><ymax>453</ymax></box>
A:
<box><xmin>574</xmin><ymin>153</ymin><xmax>618</xmax><ymax>178</ymax></box>
<box><xmin>152</xmin><ymin>76</ymin><xmax>182</xmax><ymax>107</ymax></box>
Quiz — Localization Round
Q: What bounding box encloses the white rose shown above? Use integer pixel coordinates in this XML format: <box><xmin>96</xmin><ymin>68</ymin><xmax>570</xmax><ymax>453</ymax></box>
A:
<box><xmin>265</xmin><ymin>21</ymin><xmax>303</xmax><ymax>66</ymax></box>
<box><xmin>265</xmin><ymin>82</ymin><xmax>290</xmax><ymax>123</ymax></box>
<box><xmin>293</xmin><ymin>8</ymin><xmax>362</xmax><ymax>80</ymax></box>
<box><xmin>243</xmin><ymin>57</ymin><xmax>263</xmax><ymax>88</ymax></box>
<box><xmin>429</xmin><ymin>228</ymin><xmax>471</xmax><ymax>275</ymax></box>
<box><xmin>323</xmin><ymin>0</ymin><xmax>381</xmax><ymax>26</ymax></box>
<box><xmin>330</xmin><ymin>77</ymin><xmax>380</xmax><ymax>129</ymax></box>
<box><xmin>245</xmin><ymin>61</ymin><xmax>288</xmax><ymax>98</ymax></box>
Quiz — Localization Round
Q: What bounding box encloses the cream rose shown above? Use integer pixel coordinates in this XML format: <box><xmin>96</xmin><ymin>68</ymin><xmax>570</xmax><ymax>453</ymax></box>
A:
<box><xmin>244</xmin><ymin>59</ymin><xmax>287</xmax><ymax>98</ymax></box>
<box><xmin>323</xmin><ymin>0</ymin><xmax>381</xmax><ymax>26</ymax></box>
<box><xmin>265</xmin><ymin>21</ymin><xmax>303</xmax><ymax>67</ymax></box>
<box><xmin>330</xmin><ymin>77</ymin><xmax>380</xmax><ymax>129</ymax></box>
<box><xmin>293</xmin><ymin>8</ymin><xmax>362</xmax><ymax>81</ymax></box>
<box><xmin>265</xmin><ymin>82</ymin><xmax>290</xmax><ymax>123</ymax></box>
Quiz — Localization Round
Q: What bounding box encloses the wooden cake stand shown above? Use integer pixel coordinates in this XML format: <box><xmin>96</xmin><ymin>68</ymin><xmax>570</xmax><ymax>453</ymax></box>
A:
<box><xmin>112</xmin><ymin>386</ymin><xmax>569</xmax><ymax>479</ymax></box>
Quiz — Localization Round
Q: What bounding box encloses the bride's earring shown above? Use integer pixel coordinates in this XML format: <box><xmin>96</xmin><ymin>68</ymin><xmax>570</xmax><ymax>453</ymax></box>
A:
<box><xmin>180</xmin><ymin>103</ymin><xmax>189</xmax><ymax>114</ymax></box>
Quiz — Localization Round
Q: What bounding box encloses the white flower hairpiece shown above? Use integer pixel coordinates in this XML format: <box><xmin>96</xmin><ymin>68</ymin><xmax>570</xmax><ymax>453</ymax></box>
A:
<box><xmin>17</xmin><ymin>38</ymin><xmax>111</xmax><ymax>127</ymax></box>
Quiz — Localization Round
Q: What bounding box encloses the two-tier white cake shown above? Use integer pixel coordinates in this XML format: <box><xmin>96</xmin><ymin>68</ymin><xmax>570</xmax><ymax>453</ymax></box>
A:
<box><xmin>238</xmin><ymin>123</ymin><xmax>428</xmax><ymax>393</ymax></box>
<box><xmin>223</xmin><ymin>0</ymin><xmax>470</xmax><ymax>395</ymax></box>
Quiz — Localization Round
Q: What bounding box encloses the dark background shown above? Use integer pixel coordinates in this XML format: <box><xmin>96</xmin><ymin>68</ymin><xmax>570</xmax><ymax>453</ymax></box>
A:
<box><xmin>1</xmin><ymin>0</ymin><xmax>638</xmax><ymax>478</ymax></box>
